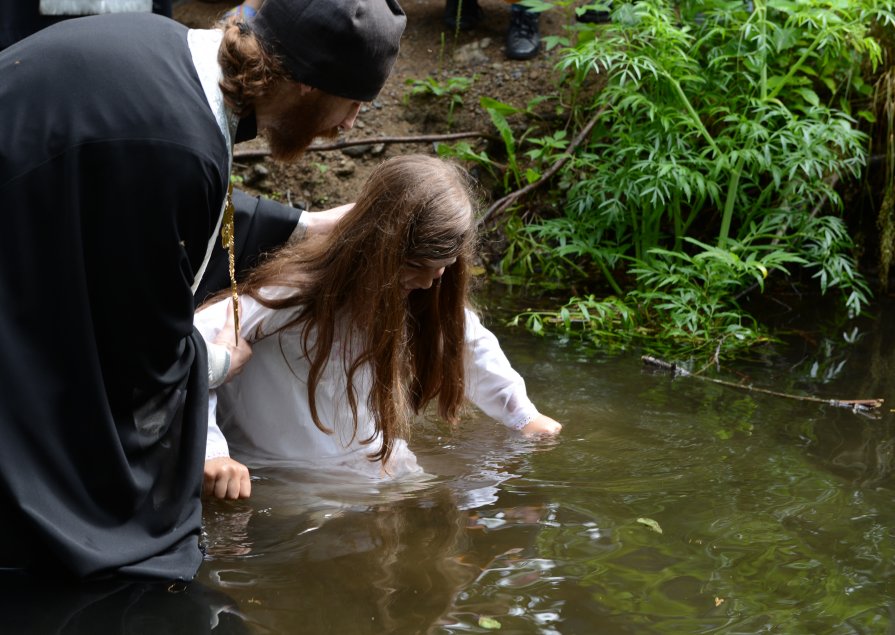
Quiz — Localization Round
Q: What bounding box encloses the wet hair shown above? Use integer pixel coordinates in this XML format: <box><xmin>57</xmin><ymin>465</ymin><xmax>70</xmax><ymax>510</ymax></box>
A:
<box><xmin>217</xmin><ymin>17</ymin><xmax>291</xmax><ymax>117</ymax></box>
<box><xmin>236</xmin><ymin>155</ymin><xmax>478</xmax><ymax>464</ymax></box>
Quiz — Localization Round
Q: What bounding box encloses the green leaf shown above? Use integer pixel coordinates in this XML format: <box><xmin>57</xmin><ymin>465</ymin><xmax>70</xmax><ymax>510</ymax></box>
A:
<box><xmin>637</xmin><ymin>517</ymin><xmax>663</xmax><ymax>534</ymax></box>
<box><xmin>479</xmin><ymin>97</ymin><xmax>522</xmax><ymax>117</ymax></box>
<box><xmin>478</xmin><ymin>616</ymin><xmax>502</xmax><ymax>629</ymax></box>
<box><xmin>525</xmin><ymin>168</ymin><xmax>541</xmax><ymax>184</ymax></box>
<box><xmin>795</xmin><ymin>88</ymin><xmax>820</xmax><ymax>107</ymax></box>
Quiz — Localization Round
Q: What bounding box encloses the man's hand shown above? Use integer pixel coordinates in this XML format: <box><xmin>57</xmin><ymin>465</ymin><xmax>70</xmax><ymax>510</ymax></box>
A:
<box><xmin>204</xmin><ymin>457</ymin><xmax>252</xmax><ymax>499</ymax></box>
<box><xmin>521</xmin><ymin>414</ymin><xmax>563</xmax><ymax>436</ymax></box>
<box><xmin>299</xmin><ymin>203</ymin><xmax>355</xmax><ymax>240</ymax></box>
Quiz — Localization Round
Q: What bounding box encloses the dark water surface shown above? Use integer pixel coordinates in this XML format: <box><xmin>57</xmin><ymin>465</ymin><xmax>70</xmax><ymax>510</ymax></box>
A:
<box><xmin>192</xmin><ymin>294</ymin><xmax>895</xmax><ymax>634</ymax></box>
<box><xmin>6</xmin><ymin>295</ymin><xmax>894</xmax><ymax>634</ymax></box>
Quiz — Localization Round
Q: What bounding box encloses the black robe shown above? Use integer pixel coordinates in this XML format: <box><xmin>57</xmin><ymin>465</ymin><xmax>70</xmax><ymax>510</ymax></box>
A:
<box><xmin>0</xmin><ymin>13</ymin><xmax>230</xmax><ymax>581</ymax></box>
<box><xmin>194</xmin><ymin>189</ymin><xmax>302</xmax><ymax>307</ymax></box>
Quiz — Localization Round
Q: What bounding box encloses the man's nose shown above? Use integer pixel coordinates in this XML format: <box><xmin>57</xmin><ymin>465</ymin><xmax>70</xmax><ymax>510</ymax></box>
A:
<box><xmin>339</xmin><ymin>103</ymin><xmax>361</xmax><ymax>131</ymax></box>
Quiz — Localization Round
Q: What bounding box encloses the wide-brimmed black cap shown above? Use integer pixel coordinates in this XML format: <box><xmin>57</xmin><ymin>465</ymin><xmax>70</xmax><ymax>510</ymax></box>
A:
<box><xmin>251</xmin><ymin>0</ymin><xmax>406</xmax><ymax>102</ymax></box>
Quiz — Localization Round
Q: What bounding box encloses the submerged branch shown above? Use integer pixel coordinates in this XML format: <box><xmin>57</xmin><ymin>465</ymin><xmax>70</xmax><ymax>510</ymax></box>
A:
<box><xmin>641</xmin><ymin>355</ymin><xmax>884</xmax><ymax>417</ymax></box>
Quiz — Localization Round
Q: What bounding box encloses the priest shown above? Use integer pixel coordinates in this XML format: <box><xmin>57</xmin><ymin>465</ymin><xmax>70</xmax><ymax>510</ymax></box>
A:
<box><xmin>0</xmin><ymin>0</ymin><xmax>405</xmax><ymax>581</ymax></box>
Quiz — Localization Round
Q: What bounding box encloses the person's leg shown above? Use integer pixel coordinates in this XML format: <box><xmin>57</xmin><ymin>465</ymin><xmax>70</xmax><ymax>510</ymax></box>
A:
<box><xmin>443</xmin><ymin>0</ymin><xmax>483</xmax><ymax>31</ymax></box>
<box><xmin>506</xmin><ymin>1</ymin><xmax>540</xmax><ymax>60</ymax></box>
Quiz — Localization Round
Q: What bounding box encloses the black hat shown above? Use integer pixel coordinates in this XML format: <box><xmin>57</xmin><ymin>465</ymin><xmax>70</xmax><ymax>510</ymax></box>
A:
<box><xmin>251</xmin><ymin>0</ymin><xmax>406</xmax><ymax>102</ymax></box>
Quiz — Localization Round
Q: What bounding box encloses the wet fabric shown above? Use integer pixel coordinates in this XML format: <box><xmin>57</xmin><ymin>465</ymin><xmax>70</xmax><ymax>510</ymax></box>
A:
<box><xmin>197</xmin><ymin>298</ymin><xmax>539</xmax><ymax>476</ymax></box>
<box><xmin>0</xmin><ymin>13</ymin><xmax>229</xmax><ymax>580</ymax></box>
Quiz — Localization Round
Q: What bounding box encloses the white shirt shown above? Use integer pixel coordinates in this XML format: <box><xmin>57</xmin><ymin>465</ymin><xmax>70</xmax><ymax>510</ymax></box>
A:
<box><xmin>194</xmin><ymin>290</ymin><xmax>540</xmax><ymax>480</ymax></box>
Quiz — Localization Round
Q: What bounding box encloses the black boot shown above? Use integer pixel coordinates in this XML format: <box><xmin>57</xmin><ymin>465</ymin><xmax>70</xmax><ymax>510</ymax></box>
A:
<box><xmin>444</xmin><ymin>0</ymin><xmax>483</xmax><ymax>31</ymax></box>
<box><xmin>505</xmin><ymin>4</ymin><xmax>540</xmax><ymax>60</ymax></box>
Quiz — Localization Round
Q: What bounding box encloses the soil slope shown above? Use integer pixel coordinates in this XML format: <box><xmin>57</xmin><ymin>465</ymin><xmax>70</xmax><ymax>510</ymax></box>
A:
<box><xmin>174</xmin><ymin>0</ymin><xmax>570</xmax><ymax>210</ymax></box>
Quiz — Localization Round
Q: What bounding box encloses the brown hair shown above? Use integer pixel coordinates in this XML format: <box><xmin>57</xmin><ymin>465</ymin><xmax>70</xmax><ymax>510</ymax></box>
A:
<box><xmin>236</xmin><ymin>155</ymin><xmax>477</xmax><ymax>464</ymax></box>
<box><xmin>217</xmin><ymin>17</ymin><xmax>291</xmax><ymax>117</ymax></box>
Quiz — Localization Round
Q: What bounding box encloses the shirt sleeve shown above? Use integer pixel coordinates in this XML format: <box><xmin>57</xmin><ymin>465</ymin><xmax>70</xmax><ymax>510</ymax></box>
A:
<box><xmin>463</xmin><ymin>308</ymin><xmax>539</xmax><ymax>430</ymax></box>
<box><xmin>205</xmin><ymin>392</ymin><xmax>230</xmax><ymax>460</ymax></box>
<box><xmin>205</xmin><ymin>342</ymin><xmax>231</xmax><ymax>389</ymax></box>
<box><xmin>195</xmin><ymin>291</ymin><xmax>297</xmax><ymax>460</ymax></box>
<box><xmin>194</xmin><ymin>287</ymin><xmax>297</xmax><ymax>343</ymax></box>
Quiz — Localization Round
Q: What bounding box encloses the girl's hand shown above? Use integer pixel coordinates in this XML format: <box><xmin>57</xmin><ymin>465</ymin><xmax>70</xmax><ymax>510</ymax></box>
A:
<box><xmin>204</xmin><ymin>457</ymin><xmax>252</xmax><ymax>499</ymax></box>
<box><xmin>521</xmin><ymin>414</ymin><xmax>562</xmax><ymax>436</ymax></box>
<box><xmin>212</xmin><ymin>300</ymin><xmax>252</xmax><ymax>382</ymax></box>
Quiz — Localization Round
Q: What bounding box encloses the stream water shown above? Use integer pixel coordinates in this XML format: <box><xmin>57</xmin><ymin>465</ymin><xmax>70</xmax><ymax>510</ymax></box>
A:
<box><xmin>192</xmin><ymin>291</ymin><xmax>895</xmax><ymax>634</ymax></box>
<box><xmin>5</xmin><ymin>292</ymin><xmax>894</xmax><ymax>634</ymax></box>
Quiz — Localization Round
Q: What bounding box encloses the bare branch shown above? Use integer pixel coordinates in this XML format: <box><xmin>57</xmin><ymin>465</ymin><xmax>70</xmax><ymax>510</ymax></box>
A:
<box><xmin>642</xmin><ymin>355</ymin><xmax>884</xmax><ymax>417</ymax></box>
<box><xmin>479</xmin><ymin>105</ymin><xmax>607</xmax><ymax>227</ymax></box>
<box><xmin>233</xmin><ymin>130</ymin><xmax>492</xmax><ymax>159</ymax></box>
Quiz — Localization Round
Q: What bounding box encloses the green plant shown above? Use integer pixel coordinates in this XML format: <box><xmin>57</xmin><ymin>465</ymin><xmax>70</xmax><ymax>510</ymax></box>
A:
<box><xmin>873</xmin><ymin>66</ymin><xmax>895</xmax><ymax>291</ymax></box>
<box><xmin>506</xmin><ymin>0</ymin><xmax>894</xmax><ymax>358</ymax></box>
<box><xmin>628</xmin><ymin>236</ymin><xmax>805</xmax><ymax>353</ymax></box>
<box><xmin>516</xmin><ymin>233</ymin><xmax>807</xmax><ymax>357</ymax></box>
<box><xmin>511</xmin><ymin>294</ymin><xmax>642</xmax><ymax>351</ymax></box>
<box><xmin>435</xmin><ymin>141</ymin><xmax>500</xmax><ymax>182</ymax></box>
<box><xmin>437</xmin><ymin>95</ymin><xmax>558</xmax><ymax>194</ymax></box>
<box><xmin>404</xmin><ymin>74</ymin><xmax>476</xmax><ymax>128</ymax></box>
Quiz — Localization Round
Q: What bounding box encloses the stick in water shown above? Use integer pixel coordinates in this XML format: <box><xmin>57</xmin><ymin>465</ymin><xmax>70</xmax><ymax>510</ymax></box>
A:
<box><xmin>641</xmin><ymin>355</ymin><xmax>884</xmax><ymax>416</ymax></box>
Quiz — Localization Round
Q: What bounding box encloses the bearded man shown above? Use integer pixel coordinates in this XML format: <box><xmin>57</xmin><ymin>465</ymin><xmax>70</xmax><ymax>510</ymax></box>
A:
<box><xmin>0</xmin><ymin>0</ymin><xmax>405</xmax><ymax>582</ymax></box>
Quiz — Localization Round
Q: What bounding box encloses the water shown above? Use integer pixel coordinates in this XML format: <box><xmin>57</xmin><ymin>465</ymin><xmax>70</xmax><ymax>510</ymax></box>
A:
<box><xmin>191</xmin><ymin>293</ymin><xmax>895</xmax><ymax>634</ymax></box>
<box><xmin>5</xmin><ymin>294</ymin><xmax>895</xmax><ymax>634</ymax></box>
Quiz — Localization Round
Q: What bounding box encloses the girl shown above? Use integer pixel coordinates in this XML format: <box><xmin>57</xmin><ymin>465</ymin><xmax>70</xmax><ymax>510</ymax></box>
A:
<box><xmin>196</xmin><ymin>154</ymin><xmax>562</xmax><ymax>500</ymax></box>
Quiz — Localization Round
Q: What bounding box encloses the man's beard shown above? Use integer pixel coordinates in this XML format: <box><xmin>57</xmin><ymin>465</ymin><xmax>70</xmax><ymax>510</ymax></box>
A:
<box><xmin>263</xmin><ymin>92</ymin><xmax>341</xmax><ymax>162</ymax></box>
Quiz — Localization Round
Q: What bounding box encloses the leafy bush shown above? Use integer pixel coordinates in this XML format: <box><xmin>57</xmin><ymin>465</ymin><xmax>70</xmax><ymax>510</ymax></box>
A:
<box><xmin>478</xmin><ymin>0</ymin><xmax>894</xmax><ymax>359</ymax></box>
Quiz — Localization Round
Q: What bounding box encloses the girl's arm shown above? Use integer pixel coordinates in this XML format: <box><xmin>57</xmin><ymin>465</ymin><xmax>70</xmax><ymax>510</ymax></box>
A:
<box><xmin>195</xmin><ymin>293</ymin><xmax>291</xmax><ymax>499</ymax></box>
<box><xmin>203</xmin><ymin>392</ymin><xmax>252</xmax><ymax>499</ymax></box>
<box><xmin>463</xmin><ymin>309</ymin><xmax>562</xmax><ymax>436</ymax></box>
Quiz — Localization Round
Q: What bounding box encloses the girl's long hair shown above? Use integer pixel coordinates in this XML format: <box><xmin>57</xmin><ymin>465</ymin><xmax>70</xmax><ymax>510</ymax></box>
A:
<box><xmin>237</xmin><ymin>155</ymin><xmax>477</xmax><ymax>463</ymax></box>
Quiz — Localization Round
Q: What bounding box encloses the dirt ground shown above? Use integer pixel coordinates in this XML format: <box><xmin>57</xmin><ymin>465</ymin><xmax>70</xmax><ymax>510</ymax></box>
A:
<box><xmin>174</xmin><ymin>0</ymin><xmax>571</xmax><ymax>211</ymax></box>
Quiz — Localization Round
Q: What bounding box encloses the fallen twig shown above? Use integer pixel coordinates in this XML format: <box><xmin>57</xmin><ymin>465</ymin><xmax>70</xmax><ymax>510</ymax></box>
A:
<box><xmin>479</xmin><ymin>105</ymin><xmax>607</xmax><ymax>227</ymax></box>
<box><xmin>641</xmin><ymin>355</ymin><xmax>884</xmax><ymax>416</ymax></box>
<box><xmin>232</xmin><ymin>130</ymin><xmax>491</xmax><ymax>159</ymax></box>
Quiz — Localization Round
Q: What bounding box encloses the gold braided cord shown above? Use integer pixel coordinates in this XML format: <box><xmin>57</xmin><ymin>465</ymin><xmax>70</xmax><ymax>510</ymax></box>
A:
<box><xmin>221</xmin><ymin>182</ymin><xmax>240</xmax><ymax>339</ymax></box>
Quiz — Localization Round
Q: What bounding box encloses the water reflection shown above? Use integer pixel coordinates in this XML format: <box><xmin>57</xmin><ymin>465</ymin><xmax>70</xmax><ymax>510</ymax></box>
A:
<box><xmin>200</xmin><ymin>476</ymin><xmax>478</xmax><ymax>634</ymax></box>
<box><xmin>0</xmin><ymin>574</ymin><xmax>248</xmax><ymax>635</ymax></box>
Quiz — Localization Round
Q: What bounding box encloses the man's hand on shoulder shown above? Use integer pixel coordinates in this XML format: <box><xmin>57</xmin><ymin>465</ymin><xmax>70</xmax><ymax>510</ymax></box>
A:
<box><xmin>295</xmin><ymin>203</ymin><xmax>355</xmax><ymax>241</ymax></box>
